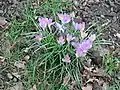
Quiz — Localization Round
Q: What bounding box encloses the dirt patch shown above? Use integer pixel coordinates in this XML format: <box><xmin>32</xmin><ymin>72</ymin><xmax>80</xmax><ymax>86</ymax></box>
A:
<box><xmin>0</xmin><ymin>0</ymin><xmax>25</xmax><ymax>21</ymax></box>
<box><xmin>73</xmin><ymin>0</ymin><xmax>120</xmax><ymax>49</ymax></box>
<box><xmin>0</xmin><ymin>0</ymin><xmax>120</xmax><ymax>89</ymax></box>
<box><xmin>0</xmin><ymin>0</ymin><xmax>26</xmax><ymax>56</ymax></box>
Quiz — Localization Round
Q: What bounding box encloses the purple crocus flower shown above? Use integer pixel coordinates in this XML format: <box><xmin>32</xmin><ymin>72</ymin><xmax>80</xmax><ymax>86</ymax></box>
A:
<box><xmin>39</xmin><ymin>17</ymin><xmax>48</xmax><ymax>29</ymax></box>
<box><xmin>39</xmin><ymin>17</ymin><xmax>54</xmax><ymax>29</ymax></box>
<box><xmin>73</xmin><ymin>21</ymin><xmax>85</xmax><ymax>31</ymax></box>
<box><xmin>57</xmin><ymin>13</ymin><xmax>71</xmax><ymax>24</ymax></box>
<box><xmin>76</xmin><ymin>47</ymin><xmax>87</xmax><ymax>57</ymax></box>
<box><xmin>75</xmin><ymin>39</ymin><xmax>92</xmax><ymax>57</ymax></box>
<box><xmin>81</xmin><ymin>39</ymin><xmax>92</xmax><ymax>50</ymax></box>
<box><xmin>80</xmin><ymin>31</ymin><xmax>88</xmax><ymax>38</ymax></box>
<box><xmin>71</xmin><ymin>42</ymin><xmax>80</xmax><ymax>48</ymax></box>
<box><xmin>62</xmin><ymin>55</ymin><xmax>71</xmax><ymax>63</ymax></box>
<box><xmin>47</xmin><ymin>18</ymin><xmax>55</xmax><ymax>27</ymax></box>
<box><xmin>66</xmin><ymin>34</ymin><xmax>75</xmax><ymax>43</ymax></box>
<box><xmin>56</xmin><ymin>22</ymin><xmax>65</xmax><ymax>32</ymax></box>
<box><xmin>35</xmin><ymin>33</ymin><xmax>42</xmax><ymax>41</ymax></box>
<box><xmin>57</xmin><ymin>36</ymin><xmax>65</xmax><ymax>45</ymax></box>
<box><xmin>89</xmin><ymin>34</ymin><xmax>96</xmax><ymax>42</ymax></box>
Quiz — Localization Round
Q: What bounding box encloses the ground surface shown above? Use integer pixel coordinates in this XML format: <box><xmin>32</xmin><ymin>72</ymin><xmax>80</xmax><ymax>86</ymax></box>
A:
<box><xmin>73</xmin><ymin>0</ymin><xmax>120</xmax><ymax>51</ymax></box>
<box><xmin>0</xmin><ymin>0</ymin><xmax>120</xmax><ymax>90</ymax></box>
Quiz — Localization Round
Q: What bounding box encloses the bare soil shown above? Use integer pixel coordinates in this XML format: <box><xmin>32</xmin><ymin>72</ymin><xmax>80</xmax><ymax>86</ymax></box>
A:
<box><xmin>73</xmin><ymin>0</ymin><xmax>120</xmax><ymax>56</ymax></box>
<box><xmin>0</xmin><ymin>0</ymin><xmax>120</xmax><ymax>89</ymax></box>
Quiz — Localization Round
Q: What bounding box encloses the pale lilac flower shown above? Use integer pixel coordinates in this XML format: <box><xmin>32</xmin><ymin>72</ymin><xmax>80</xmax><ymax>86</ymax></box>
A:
<box><xmin>47</xmin><ymin>18</ymin><xmax>55</xmax><ymax>27</ymax></box>
<box><xmin>62</xmin><ymin>55</ymin><xmax>71</xmax><ymax>63</ymax></box>
<box><xmin>39</xmin><ymin>17</ymin><xmax>54</xmax><ymax>29</ymax></box>
<box><xmin>81</xmin><ymin>39</ymin><xmax>92</xmax><ymax>50</ymax></box>
<box><xmin>57</xmin><ymin>13</ymin><xmax>71</xmax><ymax>24</ymax></box>
<box><xmin>80</xmin><ymin>31</ymin><xmax>88</xmax><ymax>38</ymax></box>
<box><xmin>71</xmin><ymin>42</ymin><xmax>80</xmax><ymax>48</ymax></box>
<box><xmin>56</xmin><ymin>22</ymin><xmax>65</xmax><ymax>32</ymax></box>
<box><xmin>73</xmin><ymin>21</ymin><xmax>85</xmax><ymax>31</ymax></box>
<box><xmin>57</xmin><ymin>36</ymin><xmax>65</xmax><ymax>45</ymax></box>
<box><xmin>75</xmin><ymin>39</ymin><xmax>92</xmax><ymax>57</ymax></box>
<box><xmin>76</xmin><ymin>35</ymin><xmax>96</xmax><ymax>57</ymax></box>
<box><xmin>39</xmin><ymin>17</ymin><xmax>48</xmax><ymax>29</ymax></box>
<box><xmin>76</xmin><ymin>47</ymin><xmax>86</xmax><ymax>57</ymax></box>
<box><xmin>89</xmin><ymin>34</ymin><xmax>96</xmax><ymax>42</ymax></box>
<box><xmin>35</xmin><ymin>33</ymin><xmax>42</xmax><ymax>41</ymax></box>
<box><xmin>66</xmin><ymin>34</ymin><xmax>75</xmax><ymax>43</ymax></box>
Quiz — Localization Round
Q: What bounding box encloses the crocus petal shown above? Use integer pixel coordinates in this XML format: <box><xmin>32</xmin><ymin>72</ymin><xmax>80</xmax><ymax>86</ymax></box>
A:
<box><xmin>57</xmin><ymin>14</ymin><xmax>64</xmax><ymax>21</ymax></box>
<box><xmin>81</xmin><ymin>39</ymin><xmax>92</xmax><ymax>50</ymax></box>
<box><xmin>76</xmin><ymin>23</ymin><xmax>83</xmax><ymax>30</ymax></box>
<box><xmin>35</xmin><ymin>33</ymin><xmax>42</xmax><ymax>41</ymax></box>
<box><xmin>89</xmin><ymin>34</ymin><xmax>96</xmax><ymax>42</ymax></box>
<box><xmin>56</xmin><ymin>22</ymin><xmax>65</xmax><ymax>32</ymax></box>
<box><xmin>81</xmin><ymin>22</ymin><xmax>85</xmax><ymax>31</ymax></box>
<box><xmin>66</xmin><ymin>34</ymin><xmax>74</xmax><ymax>43</ymax></box>
<box><xmin>62</xmin><ymin>55</ymin><xmax>71</xmax><ymax>63</ymax></box>
<box><xmin>76</xmin><ymin>48</ymin><xmax>86</xmax><ymax>57</ymax></box>
<box><xmin>80</xmin><ymin>31</ymin><xmax>88</xmax><ymax>38</ymax></box>
<box><xmin>73</xmin><ymin>21</ymin><xmax>85</xmax><ymax>31</ymax></box>
<box><xmin>63</xmin><ymin>14</ymin><xmax>71</xmax><ymax>23</ymax></box>
<box><xmin>57</xmin><ymin>36</ymin><xmax>65</xmax><ymax>45</ymax></box>
<box><xmin>71</xmin><ymin>42</ymin><xmax>80</xmax><ymax>48</ymax></box>
<box><xmin>57</xmin><ymin>13</ymin><xmax>71</xmax><ymax>24</ymax></box>
<box><xmin>39</xmin><ymin>17</ymin><xmax>48</xmax><ymax>29</ymax></box>
<box><xmin>75</xmin><ymin>39</ymin><xmax>93</xmax><ymax>57</ymax></box>
<box><xmin>47</xmin><ymin>18</ymin><xmax>55</xmax><ymax>26</ymax></box>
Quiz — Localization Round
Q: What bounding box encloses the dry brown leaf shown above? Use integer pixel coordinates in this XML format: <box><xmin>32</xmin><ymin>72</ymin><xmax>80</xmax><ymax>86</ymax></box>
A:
<box><xmin>24</xmin><ymin>55</ymin><xmax>30</xmax><ymax>61</ymax></box>
<box><xmin>116</xmin><ymin>33</ymin><xmax>120</xmax><ymax>39</ymax></box>
<box><xmin>9</xmin><ymin>82</ymin><xmax>24</xmax><ymax>90</ymax></box>
<box><xmin>30</xmin><ymin>84</ymin><xmax>37</xmax><ymax>90</ymax></box>
<box><xmin>84</xmin><ymin>66</ymin><xmax>94</xmax><ymax>72</ymax></box>
<box><xmin>24</xmin><ymin>48</ymin><xmax>29</xmax><ymax>52</ymax></box>
<box><xmin>99</xmin><ymin>47</ymin><xmax>110</xmax><ymax>56</ymax></box>
<box><xmin>7</xmin><ymin>73</ymin><xmax>13</xmax><ymax>79</ymax></box>
<box><xmin>82</xmin><ymin>84</ymin><xmax>92</xmax><ymax>90</ymax></box>
<box><xmin>0</xmin><ymin>56</ymin><xmax>5</xmax><ymax>64</ymax></box>
<box><xmin>70</xmin><ymin>11</ymin><xmax>75</xmax><ymax>18</ymax></box>
<box><xmin>86</xmin><ymin>78</ymin><xmax>99</xmax><ymax>84</ymax></box>
<box><xmin>92</xmin><ymin>80</ymin><xmax>102</xmax><ymax>90</ymax></box>
<box><xmin>32</xmin><ymin>3</ymin><xmax>38</xmax><ymax>8</ymax></box>
<box><xmin>14</xmin><ymin>61</ymin><xmax>26</xmax><ymax>69</ymax></box>
<box><xmin>62</xmin><ymin>75</ymin><xmax>70</xmax><ymax>85</ymax></box>
<box><xmin>0</xmin><ymin>17</ymin><xmax>8</xmax><ymax>28</ymax></box>
<box><xmin>12</xmin><ymin>72</ymin><xmax>21</xmax><ymax>79</ymax></box>
<box><xmin>102</xmin><ymin>83</ymin><xmax>108</xmax><ymax>90</ymax></box>
<box><xmin>68</xmin><ymin>81</ymin><xmax>76</xmax><ymax>90</ymax></box>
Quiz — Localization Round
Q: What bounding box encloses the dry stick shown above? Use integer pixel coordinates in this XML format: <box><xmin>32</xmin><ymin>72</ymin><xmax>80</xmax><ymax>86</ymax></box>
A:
<box><xmin>83</xmin><ymin>68</ymin><xmax>111</xmax><ymax>82</ymax></box>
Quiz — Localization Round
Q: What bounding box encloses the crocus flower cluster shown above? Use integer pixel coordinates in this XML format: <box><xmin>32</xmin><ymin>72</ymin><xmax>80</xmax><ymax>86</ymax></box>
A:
<box><xmin>38</xmin><ymin>13</ymin><xmax>96</xmax><ymax>63</ymax></box>
<box><xmin>57</xmin><ymin>13</ymin><xmax>71</xmax><ymax>24</ymax></box>
<box><xmin>57</xmin><ymin>36</ymin><xmax>65</xmax><ymax>45</ymax></box>
<box><xmin>76</xmin><ymin>39</ymin><xmax>92</xmax><ymax>57</ymax></box>
<box><xmin>55</xmin><ymin>13</ymin><xmax>71</xmax><ymax>33</ymax></box>
<box><xmin>39</xmin><ymin>17</ymin><xmax>54</xmax><ymax>29</ymax></box>
<box><xmin>73</xmin><ymin>21</ymin><xmax>88</xmax><ymax>38</ymax></box>
<box><xmin>57</xmin><ymin>34</ymin><xmax>75</xmax><ymax>45</ymax></box>
<box><xmin>73</xmin><ymin>21</ymin><xmax>85</xmax><ymax>31</ymax></box>
<box><xmin>66</xmin><ymin>34</ymin><xmax>75</xmax><ymax>43</ymax></box>
<box><xmin>62</xmin><ymin>55</ymin><xmax>71</xmax><ymax>63</ymax></box>
<box><xmin>75</xmin><ymin>34</ymin><xmax>96</xmax><ymax>57</ymax></box>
